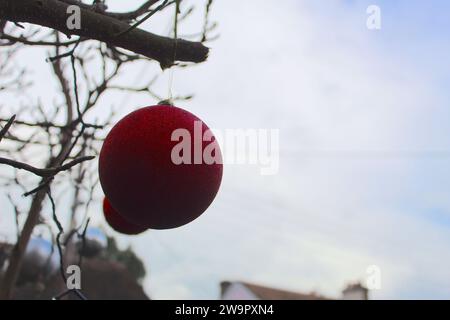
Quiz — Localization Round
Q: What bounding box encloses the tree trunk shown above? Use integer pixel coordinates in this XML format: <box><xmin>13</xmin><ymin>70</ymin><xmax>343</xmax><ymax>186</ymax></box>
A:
<box><xmin>0</xmin><ymin>188</ymin><xmax>47</xmax><ymax>299</ymax></box>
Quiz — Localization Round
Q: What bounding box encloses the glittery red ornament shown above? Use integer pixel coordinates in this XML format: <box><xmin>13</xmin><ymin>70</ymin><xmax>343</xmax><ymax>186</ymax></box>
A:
<box><xmin>99</xmin><ymin>105</ymin><xmax>222</xmax><ymax>230</ymax></box>
<box><xmin>103</xmin><ymin>197</ymin><xmax>148</xmax><ymax>235</ymax></box>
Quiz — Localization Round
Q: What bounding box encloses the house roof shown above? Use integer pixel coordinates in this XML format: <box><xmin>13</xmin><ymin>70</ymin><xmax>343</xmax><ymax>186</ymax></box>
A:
<box><xmin>221</xmin><ymin>281</ymin><xmax>331</xmax><ymax>300</ymax></box>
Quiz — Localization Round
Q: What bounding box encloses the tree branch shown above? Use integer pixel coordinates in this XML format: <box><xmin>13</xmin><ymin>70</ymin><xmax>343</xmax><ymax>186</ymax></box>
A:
<box><xmin>0</xmin><ymin>155</ymin><xmax>95</xmax><ymax>177</ymax></box>
<box><xmin>0</xmin><ymin>33</ymin><xmax>81</xmax><ymax>46</ymax></box>
<box><xmin>59</xmin><ymin>0</ymin><xmax>161</xmax><ymax>22</ymax></box>
<box><xmin>0</xmin><ymin>114</ymin><xmax>15</xmax><ymax>143</ymax></box>
<box><xmin>0</xmin><ymin>0</ymin><xmax>209</xmax><ymax>68</ymax></box>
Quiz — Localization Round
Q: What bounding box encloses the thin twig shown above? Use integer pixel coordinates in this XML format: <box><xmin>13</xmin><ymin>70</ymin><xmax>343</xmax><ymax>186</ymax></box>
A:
<box><xmin>0</xmin><ymin>114</ymin><xmax>16</xmax><ymax>143</ymax></box>
<box><xmin>0</xmin><ymin>156</ymin><xmax>95</xmax><ymax>178</ymax></box>
<box><xmin>116</xmin><ymin>0</ymin><xmax>173</xmax><ymax>37</ymax></box>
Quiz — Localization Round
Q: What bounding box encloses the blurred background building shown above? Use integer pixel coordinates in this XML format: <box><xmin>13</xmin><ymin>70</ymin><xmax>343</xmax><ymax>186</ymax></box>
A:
<box><xmin>220</xmin><ymin>281</ymin><xmax>368</xmax><ymax>300</ymax></box>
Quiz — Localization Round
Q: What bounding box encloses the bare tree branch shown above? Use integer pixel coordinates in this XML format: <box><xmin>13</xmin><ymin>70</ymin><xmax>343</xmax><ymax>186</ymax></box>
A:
<box><xmin>0</xmin><ymin>114</ymin><xmax>15</xmax><ymax>143</ymax></box>
<box><xmin>0</xmin><ymin>155</ymin><xmax>95</xmax><ymax>178</ymax></box>
<box><xmin>0</xmin><ymin>33</ymin><xmax>80</xmax><ymax>46</ymax></box>
<box><xmin>59</xmin><ymin>0</ymin><xmax>160</xmax><ymax>21</ymax></box>
<box><xmin>0</xmin><ymin>0</ymin><xmax>209</xmax><ymax>68</ymax></box>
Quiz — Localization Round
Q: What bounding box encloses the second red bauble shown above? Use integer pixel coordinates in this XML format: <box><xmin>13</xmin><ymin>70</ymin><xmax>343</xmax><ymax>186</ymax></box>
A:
<box><xmin>99</xmin><ymin>105</ymin><xmax>223</xmax><ymax>230</ymax></box>
<box><xmin>103</xmin><ymin>197</ymin><xmax>148</xmax><ymax>235</ymax></box>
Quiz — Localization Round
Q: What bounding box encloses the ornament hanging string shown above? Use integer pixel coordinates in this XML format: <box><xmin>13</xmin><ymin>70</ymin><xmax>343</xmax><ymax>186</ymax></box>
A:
<box><xmin>167</xmin><ymin>0</ymin><xmax>181</xmax><ymax>104</ymax></box>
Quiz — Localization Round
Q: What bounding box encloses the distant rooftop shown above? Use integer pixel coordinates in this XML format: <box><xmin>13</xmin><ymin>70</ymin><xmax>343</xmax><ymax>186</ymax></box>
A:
<box><xmin>221</xmin><ymin>281</ymin><xmax>331</xmax><ymax>300</ymax></box>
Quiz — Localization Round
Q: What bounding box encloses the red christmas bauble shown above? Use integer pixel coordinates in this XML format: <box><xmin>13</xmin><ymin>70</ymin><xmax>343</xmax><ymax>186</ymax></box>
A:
<box><xmin>99</xmin><ymin>105</ymin><xmax>223</xmax><ymax>230</ymax></box>
<box><xmin>103</xmin><ymin>197</ymin><xmax>148</xmax><ymax>235</ymax></box>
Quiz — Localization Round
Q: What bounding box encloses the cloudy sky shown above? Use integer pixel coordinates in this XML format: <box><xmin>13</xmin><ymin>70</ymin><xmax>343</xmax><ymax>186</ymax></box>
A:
<box><xmin>1</xmin><ymin>0</ymin><xmax>450</xmax><ymax>299</ymax></box>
